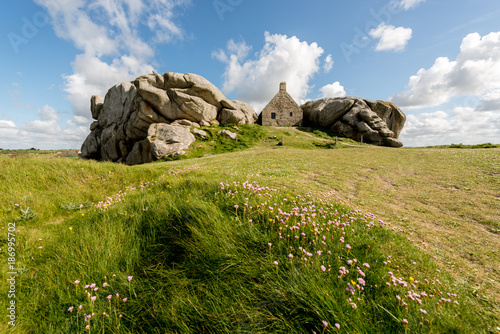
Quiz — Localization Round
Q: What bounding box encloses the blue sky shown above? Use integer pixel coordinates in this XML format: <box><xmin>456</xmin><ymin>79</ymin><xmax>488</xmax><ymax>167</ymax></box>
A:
<box><xmin>1</xmin><ymin>0</ymin><xmax>499</xmax><ymax>149</ymax></box>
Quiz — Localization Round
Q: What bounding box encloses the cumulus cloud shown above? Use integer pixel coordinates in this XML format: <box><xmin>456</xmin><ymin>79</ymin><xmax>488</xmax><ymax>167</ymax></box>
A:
<box><xmin>63</xmin><ymin>53</ymin><xmax>154</xmax><ymax>118</ymax></box>
<box><xmin>68</xmin><ymin>115</ymin><xmax>93</xmax><ymax>126</ymax></box>
<box><xmin>0</xmin><ymin>120</ymin><xmax>16</xmax><ymax>128</ymax></box>
<box><xmin>35</xmin><ymin>0</ymin><xmax>190</xmax><ymax>121</ymax></box>
<box><xmin>369</xmin><ymin>23</ymin><xmax>412</xmax><ymax>52</ymax></box>
<box><xmin>214</xmin><ymin>32</ymin><xmax>325</xmax><ymax>112</ymax></box>
<box><xmin>391</xmin><ymin>31</ymin><xmax>500</xmax><ymax>109</ymax></box>
<box><xmin>400</xmin><ymin>108</ymin><xmax>500</xmax><ymax>147</ymax></box>
<box><xmin>38</xmin><ymin>105</ymin><xmax>60</xmax><ymax>121</ymax></box>
<box><xmin>323</xmin><ymin>54</ymin><xmax>334</xmax><ymax>73</ymax></box>
<box><xmin>0</xmin><ymin>121</ymin><xmax>18</xmax><ymax>148</ymax></box>
<box><xmin>320</xmin><ymin>82</ymin><xmax>346</xmax><ymax>98</ymax></box>
<box><xmin>476</xmin><ymin>89</ymin><xmax>500</xmax><ymax>111</ymax></box>
<box><xmin>397</xmin><ymin>0</ymin><xmax>426</xmax><ymax>10</ymax></box>
<box><xmin>0</xmin><ymin>118</ymin><xmax>88</xmax><ymax>150</ymax></box>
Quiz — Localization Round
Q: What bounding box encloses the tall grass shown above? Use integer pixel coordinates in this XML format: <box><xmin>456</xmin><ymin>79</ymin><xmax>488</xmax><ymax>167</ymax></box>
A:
<box><xmin>3</xmin><ymin>169</ymin><xmax>493</xmax><ymax>333</ymax></box>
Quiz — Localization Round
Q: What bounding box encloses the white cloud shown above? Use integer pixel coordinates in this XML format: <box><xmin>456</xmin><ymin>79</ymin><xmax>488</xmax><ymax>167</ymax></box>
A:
<box><xmin>320</xmin><ymin>82</ymin><xmax>346</xmax><ymax>98</ymax></box>
<box><xmin>0</xmin><ymin>119</ymin><xmax>88</xmax><ymax>150</ymax></box>
<box><xmin>22</xmin><ymin>120</ymin><xmax>61</xmax><ymax>135</ymax></box>
<box><xmin>391</xmin><ymin>31</ymin><xmax>500</xmax><ymax>109</ymax></box>
<box><xmin>0</xmin><ymin>121</ymin><xmax>18</xmax><ymax>148</ymax></box>
<box><xmin>400</xmin><ymin>108</ymin><xmax>500</xmax><ymax>146</ymax></box>
<box><xmin>397</xmin><ymin>0</ymin><xmax>426</xmax><ymax>10</ymax></box>
<box><xmin>212</xmin><ymin>49</ymin><xmax>228</xmax><ymax>63</ymax></box>
<box><xmin>477</xmin><ymin>89</ymin><xmax>500</xmax><ymax>111</ymax></box>
<box><xmin>68</xmin><ymin>115</ymin><xmax>93</xmax><ymax>126</ymax></box>
<box><xmin>64</xmin><ymin>53</ymin><xmax>154</xmax><ymax>118</ymax></box>
<box><xmin>227</xmin><ymin>39</ymin><xmax>252</xmax><ymax>60</ymax></box>
<box><xmin>34</xmin><ymin>0</ymin><xmax>190</xmax><ymax>121</ymax></box>
<box><xmin>215</xmin><ymin>32</ymin><xmax>325</xmax><ymax>112</ymax></box>
<box><xmin>38</xmin><ymin>105</ymin><xmax>60</xmax><ymax>121</ymax></box>
<box><xmin>369</xmin><ymin>23</ymin><xmax>412</xmax><ymax>52</ymax></box>
<box><xmin>0</xmin><ymin>120</ymin><xmax>16</xmax><ymax>128</ymax></box>
<box><xmin>323</xmin><ymin>54</ymin><xmax>334</xmax><ymax>73</ymax></box>
<box><xmin>148</xmin><ymin>13</ymin><xmax>185</xmax><ymax>43</ymax></box>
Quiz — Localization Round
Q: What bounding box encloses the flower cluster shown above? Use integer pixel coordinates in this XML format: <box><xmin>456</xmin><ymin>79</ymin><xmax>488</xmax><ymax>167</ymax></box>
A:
<box><xmin>218</xmin><ymin>181</ymin><xmax>461</xmax><ymax>331</ymax></box>
<box><xmin>95</xmin><ymin>181</ymin><xmax>156</xmax><ymax>211</ymax></box>
<box><xmin>66</xmin><ymin>274</ymin><xmax>134</xmax><ymax>332</ymax></box>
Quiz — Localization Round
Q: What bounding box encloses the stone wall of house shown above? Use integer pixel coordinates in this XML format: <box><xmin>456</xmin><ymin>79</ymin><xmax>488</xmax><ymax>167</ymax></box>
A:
<box><xmin>261</xmin><ymin>82</ymin><xmax>303</xmax><ymax>126</ymax></box>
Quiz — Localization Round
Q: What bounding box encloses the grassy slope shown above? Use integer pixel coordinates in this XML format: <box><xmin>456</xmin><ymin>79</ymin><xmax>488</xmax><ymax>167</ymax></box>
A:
<box><xmin>1</xmin><ymin>128</ymin><xmax>499</xmax><ymax>333</ymax></box>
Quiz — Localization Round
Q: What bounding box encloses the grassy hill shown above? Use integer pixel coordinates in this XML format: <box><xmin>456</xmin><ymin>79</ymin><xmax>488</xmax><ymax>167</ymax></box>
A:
<box><xmin>1</xmin><ymin>126</ymin><xmax>499</xmax><ymax>333</ymax></box>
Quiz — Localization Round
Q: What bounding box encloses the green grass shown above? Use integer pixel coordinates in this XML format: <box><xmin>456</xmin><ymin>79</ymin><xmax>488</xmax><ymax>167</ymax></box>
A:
<box><xmin>165</xmin><ymin>124</ymin><xmax>266</xmax><ymax>160</ymax></box>
<box><xmin>1</xmin><ymin>132</ymin><xmax>499</xmax><ymax>333</ymax></box>
<box><xmin>2</xmin><ymin>175</ymin><xmax>488</xmax><ymax>333</ymax></box>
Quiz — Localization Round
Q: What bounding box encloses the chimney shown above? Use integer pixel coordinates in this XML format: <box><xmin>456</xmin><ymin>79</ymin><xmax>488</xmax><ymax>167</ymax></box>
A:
<box><xmin>280</xmin><ymin>82</ymin><xmax>286</xmax><ymax>91</ymax></box>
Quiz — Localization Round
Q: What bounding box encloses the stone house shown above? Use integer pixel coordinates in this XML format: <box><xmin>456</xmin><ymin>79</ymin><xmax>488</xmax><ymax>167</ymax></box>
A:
<box><xmin>260</xmin><ymin>82</ymin><xmax>303</xmax><ymax>126</ymax></box>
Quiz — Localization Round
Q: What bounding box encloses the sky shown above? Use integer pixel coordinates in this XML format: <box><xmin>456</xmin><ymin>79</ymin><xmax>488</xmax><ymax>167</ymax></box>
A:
<box><xmin>1</xmin><ymin>0</ymin><xmax>499</xmax><ymax>149</ymax></box>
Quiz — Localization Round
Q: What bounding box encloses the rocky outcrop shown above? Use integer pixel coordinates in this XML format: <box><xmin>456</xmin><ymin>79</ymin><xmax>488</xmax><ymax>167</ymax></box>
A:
<box><xmin>301</xmin><ymin>97</ymin><xmax>406</xmax><ymax>147</ymax></box>
<box><xmin>218</xmin><ymin>129</ymin><xmax>238</xmax><ymax>141</ymax></box>
<box><xmin>192</xmin><ymin>128</ymin><xmax>209</xmax><ymax>140</ymax></box>
<box><xmin>81</xmin><ymin>72</ymin><xmax>258</xmax><ymax>165</ymax></box>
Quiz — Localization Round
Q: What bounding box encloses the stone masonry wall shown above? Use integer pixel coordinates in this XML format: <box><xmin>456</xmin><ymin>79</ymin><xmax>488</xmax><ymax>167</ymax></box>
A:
<box><xmin>261</xmin><ymin>82</ymin><xmax>303</xmax><ymax>126</ymax></box>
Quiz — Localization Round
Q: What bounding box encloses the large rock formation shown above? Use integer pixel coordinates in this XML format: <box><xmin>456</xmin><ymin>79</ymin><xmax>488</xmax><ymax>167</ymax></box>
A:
<box><xmin>301</xmin><ymin>97</ymin><xmax>406</xmax><ymax>147</ymax></box>
<box><xmin>81</xmin><ymin>72</ymin><xmax>258</xmax><ymax>165</ymax></box>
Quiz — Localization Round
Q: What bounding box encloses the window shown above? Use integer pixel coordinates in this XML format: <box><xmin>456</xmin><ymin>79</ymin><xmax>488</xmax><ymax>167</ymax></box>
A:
<box><xmin>290</xmin><ymin>112</ymin><xmax>293</xmax><ymax>117</ymax></box>
<box><xmin>271</xmin><ymin>112</ymin><xmax>276</xmax><ymax>119</ymax></box>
